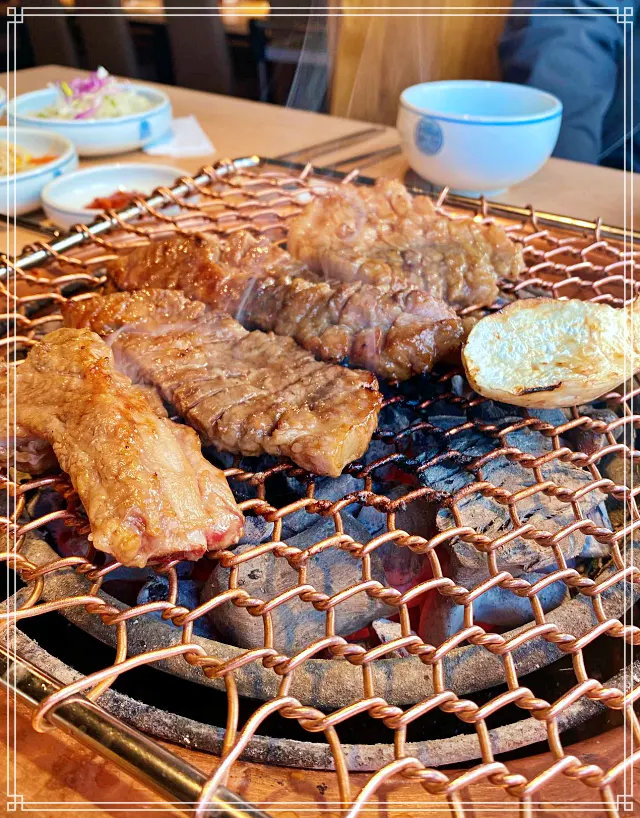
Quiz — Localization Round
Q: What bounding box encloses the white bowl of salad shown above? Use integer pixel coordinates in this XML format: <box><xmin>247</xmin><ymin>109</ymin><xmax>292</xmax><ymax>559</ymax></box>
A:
<box><xmin>0</xmin><ymin>127</ymin><xmax>78</xmax><ymax>215</ymax></box>
<box><xmin>8</xmin><ymin>68</ymin><xmax>172</xmax><ymax>157</ymax></box>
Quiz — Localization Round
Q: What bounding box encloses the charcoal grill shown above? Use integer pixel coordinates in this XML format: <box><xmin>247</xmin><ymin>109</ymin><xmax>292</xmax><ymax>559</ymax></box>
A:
<box><xmin>1</xmin><ymin>156</ymin><xmax>638</xmax><ymax>815</ymax></box>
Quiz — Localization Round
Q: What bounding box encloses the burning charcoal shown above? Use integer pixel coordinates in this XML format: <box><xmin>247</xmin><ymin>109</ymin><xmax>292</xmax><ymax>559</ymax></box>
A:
<box><xmin>281</xmin><ymin>474</ymin><xmax>363</xmax><ymax>537</ymax></box>
<box><xmin>356</xmin><ymin>503</ymin><xmax>387</xmax><ymax>537</ymax></box>
<box><xmin>372</xmin><ymin>618</ymin><xmax>417</xmax><ymax>657</ymax></box>
<box><xmin>568</xmin><ymin>408</ymin><xmax>625</xmax><ymax>456</ymax></box>
<box><xmin>470</xmin><ymin>401</ymin><xmax>523</xmax><ymax>423</ymax></box>
<box><xmin>238</xmin><ymin>515</ymin><xmax>274</xmax><ymax>546</ymax></box>
<box><xmin>434</xmin><ymin>442</ymin><xmax>612</xmax><ymax>585</ymax></box>
<box><xmin>358</xmin><ymin>438</ymin><xmax>396</xmax><ymax>467</ymax></box>
<box><xmin>137</xmin><ymin>575</ymin><xmax>212</xmax><ymax>638</ymax></box>
<box><xmin>526</xmin><ymin>408</ymin><xmax>570</xmax><ymax>428</ymax></box>
<box><xmin>377</xmin><ymin>404</ymin><xmax>417</xmax><ymax>435</ymax></box>
<box><xmin>603</xmin><ymin>453</ymin><xmax>638</xmax><ymax>526</ymax></box>
<box><xmin>203</xmin><ymin>514</ymin><xmax>396</xmax><ymax>654</ymax></box>
<box><xmin>420</xmin><ymin>571</ymin><xmax>569</xmax><ymax>644</ymax></box>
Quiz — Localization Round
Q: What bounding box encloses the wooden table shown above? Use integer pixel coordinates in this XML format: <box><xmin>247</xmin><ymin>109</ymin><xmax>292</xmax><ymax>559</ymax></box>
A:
<box><xmin>1</xmin><ymin>65</ymin><xmax>638</xmax><ymax>816</ymax></box>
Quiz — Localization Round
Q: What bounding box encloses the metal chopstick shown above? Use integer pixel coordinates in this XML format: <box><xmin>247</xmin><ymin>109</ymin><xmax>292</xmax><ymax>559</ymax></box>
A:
<box><xmin>0</xmin><ymin>211</ymin><xmax>60</xmax><ymax>238</ymax></box>
<box><xmin>276</xmin><ymin>126</ymin><xmax>385</xmax><ymax>162</ymax></box>
<box><xmin>0</xmin><ymin>646</ymin><xmax>272</xmax><ymax>818</ymax></box>
<box><xmin>327</xmin><ymin>144</ymin><xmax>402</xmax><ymax>170</ymax></box>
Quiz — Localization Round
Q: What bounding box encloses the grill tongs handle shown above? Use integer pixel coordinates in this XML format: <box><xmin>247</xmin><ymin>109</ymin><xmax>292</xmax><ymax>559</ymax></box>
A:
<box><xmin>0</xmin><ymin>646</ymin><xmax>272</xmax><ymax>817</ymax></box>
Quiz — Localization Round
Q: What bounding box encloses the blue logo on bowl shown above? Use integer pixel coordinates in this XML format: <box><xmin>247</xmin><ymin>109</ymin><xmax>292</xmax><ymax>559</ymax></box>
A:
<box><xmin>415</xmin><ymin>117</ymin><xmax>443</xmax><ymax>156</ymax></box>
<box><xmin>139</xmin><ymin>119</ymin><xmax>151</xmax><ymax>140</ymax></box>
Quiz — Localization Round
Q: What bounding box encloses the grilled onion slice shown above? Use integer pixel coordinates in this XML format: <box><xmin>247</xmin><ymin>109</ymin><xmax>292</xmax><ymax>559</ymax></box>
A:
<box><xmin>462</xmin><ymin>297</ymin><xmax>638</xmax><ymax>408</ymax></box>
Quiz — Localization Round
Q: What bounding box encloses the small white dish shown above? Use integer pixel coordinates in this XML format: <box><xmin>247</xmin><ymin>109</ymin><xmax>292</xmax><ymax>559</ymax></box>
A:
<box><xmin>397</xmin><ymin>80</ymin><xmax>562</xmax><ymax>196</ymax></box>
<box><xmin>42</xmin><ymin>162</ymin><xmax>189</xmax><ymax>230</ymax></box>
<box><xmin>0</xmin><ymin>88</ymin><xmax>7</xmax><ymax>121</ymax></box>
<box><xmin>8</xmin><ymin>84</ymin><xmax>172</xmax><ymax>157</ymax></box>
<box><xmin>0</xmin><ymin>127</ymin><xmax>78</xmax><ymax>215</ymax></box>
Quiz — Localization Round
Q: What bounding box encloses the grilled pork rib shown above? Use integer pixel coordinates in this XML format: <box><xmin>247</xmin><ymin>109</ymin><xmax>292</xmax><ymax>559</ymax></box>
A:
<box><xmin>63</xmin><ymin>290</ymin><xmax>382</xmax><ymax>477</ymax></box>
<box><xmin>287</xmin><ymin>179</ymin><xmax>524</xmax><ymax>309</ymax></box>
<box><xmin>1</xmin><ymin>328</ymin><xmax>243</xmax><ymax>566</ymax></box>
<box><xmin>105</xmin><ymin>231</ymin><xmax>463</xmax><ymax>381</ymax></box>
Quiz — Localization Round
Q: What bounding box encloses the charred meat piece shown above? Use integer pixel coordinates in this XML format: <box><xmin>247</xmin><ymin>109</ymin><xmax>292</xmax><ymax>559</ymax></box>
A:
<box><xmin>244</xmin><ymin>275</ymin><xmax>463</xmax><ymax>381</ymax></box>
<box><xmin>0</xmin><ymin>328</ymin><xmax>243</xmax><ymax>566</ymax></box>
<box><xmin>63</xmin><ymin>290</ymin><xmax>382</xmax><ymax>476</ymax></box>
<box><xmin>106</xmin><ymin>232</ymin><xmax>463</xmax><ymax>381</ymax></box>
<box><xmin>286</xmin><ymin>179</ymin><xmax>525</xmax><ymax>309</ymax></box>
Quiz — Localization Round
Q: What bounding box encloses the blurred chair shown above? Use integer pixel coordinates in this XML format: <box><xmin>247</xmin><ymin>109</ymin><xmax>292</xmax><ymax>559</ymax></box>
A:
<box><xmin>249</xmin><ymin>0</ymin><xmax>331</xmax><ymax>109</ymax></box>
<box><xmin>165</xmin><ymin>0</ymin><xmax>233</xmax><ymax>95</ymax></box>
<box><xmin>331</xmin><ymin>0</ymin><xmax>514</xmax><ymax>124</ymax></box>
<box><xmin>21</xmin><ymin>0</ymin><xmax>79</xmax><ymax>68</ymax></box>
<box><xmin>75</xmin><ymin>0</ymin><xmax>140</xmax><ymax>78</ymax></box>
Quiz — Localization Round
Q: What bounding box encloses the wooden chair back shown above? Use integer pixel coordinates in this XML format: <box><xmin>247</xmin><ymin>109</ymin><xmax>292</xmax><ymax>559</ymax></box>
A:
<box><xmin>165</xmin><ymin>0</ymin><xmax>233</xmax><ymax>96</ymax></box>
<box><xmin>21</xmin><ymin>0</ymin><xmax>79</xmax><ymax>68</ymax></box>
<box><xmin>75</xmin><ymin>0</ymin><xmax>140</xmax><ymax>78</ymax></box>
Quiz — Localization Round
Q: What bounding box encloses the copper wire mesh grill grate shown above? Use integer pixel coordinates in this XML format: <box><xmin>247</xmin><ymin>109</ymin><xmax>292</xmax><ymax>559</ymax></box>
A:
<box><xmin>2</xmin><ymin>158</ymin><xmax>640</xmax><ymax>815</ymax></box>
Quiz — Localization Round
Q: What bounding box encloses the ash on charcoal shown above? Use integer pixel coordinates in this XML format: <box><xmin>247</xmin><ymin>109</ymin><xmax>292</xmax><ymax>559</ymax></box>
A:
<box><xmin>357</xmin><ymin>438</ymin><xmax>397</xmax><ymax>467</ymax></box>
<box><xmin>525</xmin><ymin>407</ymin><xmax>570</xmax><ymax>427</ymax></box>
<box><xmin>434</xmin><ymin>430</ymin><xmax>612</xmax><ymax>585</ymax></box>
<box><xmin>238</xmin><ymin>515</ymin><xmax>274</xmax><ymax>546</ymax></box>
<box><xmin>377</xmin><ymin>404</ymin><xmax>417</xmax><ymax>436</ymax></box>
<box><xmin>355</xmin><ymin>503</ymin><xmax>387</xmax><ymax>537</ymax></box>
<box><xmin>469</xmin><ymin>401</ymin><xmax>522</xmax><ymax>423</ymax></box>
<box><xmin>137</xmin><ymin>575</ymin><xmax>212</xmax><ymax>638</ymax></box>
<box><xmin>280</xmin><ymin>474</ymin><xmax>363</xmax><ymax>537</ymax></box>
<box><xmin>371</xmin><ymin>618</ymin><xmax>417</xmax><ymax>658</ymax></box>
<box><xmin>421</xmin><ymin>570</ymin><xmax>569</xmax><ymax>644</ymax></box>
<box><xmin>203</xmin><ymin>513</ymin><xmax>396</xmax><ymax>654</ymax></box>
<box><xmin>357</xmin><ymin>485</ymin><xmax>438</xmax><ymax>542</ymax></box>
<box><xmin>451</xmin><ymin>375</ymin><xmax>465</xmax><ymax>397</ymax></box>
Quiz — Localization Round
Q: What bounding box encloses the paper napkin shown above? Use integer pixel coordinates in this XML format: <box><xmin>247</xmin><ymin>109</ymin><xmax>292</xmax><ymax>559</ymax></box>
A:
<box><xmin>144</xmin><ymin>115</ymin><xmax>215</xmax><ymax>158</ymax></box>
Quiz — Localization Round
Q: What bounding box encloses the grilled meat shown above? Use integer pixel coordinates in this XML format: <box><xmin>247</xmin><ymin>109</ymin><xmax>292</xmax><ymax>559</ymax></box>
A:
<box><xmin>1</xmin><ymin>328</ymin><xmax>243</xmax><ymax>566</ymax></box>
<box><xmin>63</xmin><ymin>290</ymin><xmax>382</xmax><ymax>477</ymax></box>
<box><xmin>106</xmin><ymin>232</ymin><xmax>463</xmax><ymax>380</ymax></box>
<box><xmin>287</xmin><ymin>179</ymin><xmax>525</xmax><ymax>309</ymax></box>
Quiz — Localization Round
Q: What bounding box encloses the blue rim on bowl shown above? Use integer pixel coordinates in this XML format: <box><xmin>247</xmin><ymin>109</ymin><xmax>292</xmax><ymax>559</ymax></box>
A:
<box><xmin>8</xmin><ymin>84</ymin><xmax>170</xmax><ymax>126</ymax></box>
<box><xmin>0</xmin><ymin>126</ymin><xmax>77</xmax><ymax>179</ymax></box>
<box><xmin>0</xmin><ymin>126</ymin><xmax>78</xmax><ymax>215</ymax></box>
<box><xmin>399</xmin><ymin>80</ymin><xmax>563</xmax><ymax>126</ymax></box>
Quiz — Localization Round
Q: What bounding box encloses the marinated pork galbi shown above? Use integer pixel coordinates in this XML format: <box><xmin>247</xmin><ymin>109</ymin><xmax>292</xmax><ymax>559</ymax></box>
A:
<box><xmin>287</xmin><ymin>179</ymin><xmax>525</xmax><ymax>309</ymax></box>
<box><xmin>1</xmin><ymin>328</ymin><xmax>244</xmax><ymax>566</ymax></box>
<box><xmin>62</xmin><ymin>289</ymin><xmax>382</xmax><ymax>476</ymax></box>
<box><xmin>105</xmin><ymin>231</ymin><xmax>463</xmax><ymax>381</ymax></box>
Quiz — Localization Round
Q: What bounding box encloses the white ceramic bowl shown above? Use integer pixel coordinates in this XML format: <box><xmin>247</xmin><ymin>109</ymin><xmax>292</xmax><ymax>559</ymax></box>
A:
<box><xmin>0</xmin><ymin>88</ymin><xmax>6</xmax><ymax>121</ymax></box>
<box><xmin>8</xmin><ymin>84</ymin><xmax>172</xmax><ymax>157</ymax></box>
<box><xmin>397</xmin><ymin>80</ymin><xmax>563</xmax><ymax>196</ymax></box>
<box><xmin>42</xmin><ymin>163</ymin><xmax>189</xmax><ymax>230</ymax></box>
<box><xmin>0</xmin><ymin>127</ymin><xmax>78</xmax><ymax>215</ymax></box>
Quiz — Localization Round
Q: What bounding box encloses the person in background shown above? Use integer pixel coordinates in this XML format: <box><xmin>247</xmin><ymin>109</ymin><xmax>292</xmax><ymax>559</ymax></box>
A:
<box><xmin>500</xmin><ymin>0</ymin><xmax>638</xmax><ymax>172</ymax></box>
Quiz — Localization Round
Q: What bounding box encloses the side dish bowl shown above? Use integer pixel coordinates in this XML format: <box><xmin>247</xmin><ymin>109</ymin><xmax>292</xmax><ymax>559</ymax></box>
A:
<box><xmin>42</xmin><ymin>162</ymin><xmax>190</xmax><ymax>229</ymax></box>
<box><xmin>397</xmin><ymin>80</ymin><xmax>562</xmax><ymax>195</ymax></box>
<box><xmin>8</xmin><ymin>85</ymin><xmax>172</xmax><ymax>156</ymax></box>
<box><xmin>0</xmin><ymin>127</ymin><xmax>78</xmax><ymax>215</ymax></box>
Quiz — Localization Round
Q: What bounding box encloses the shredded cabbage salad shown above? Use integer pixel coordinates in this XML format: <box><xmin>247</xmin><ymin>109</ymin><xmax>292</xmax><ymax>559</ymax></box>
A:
<box><xmin>36</xmin><ymin>67</ymin><xmax>156</xmax><ymax>121</ymax></box>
